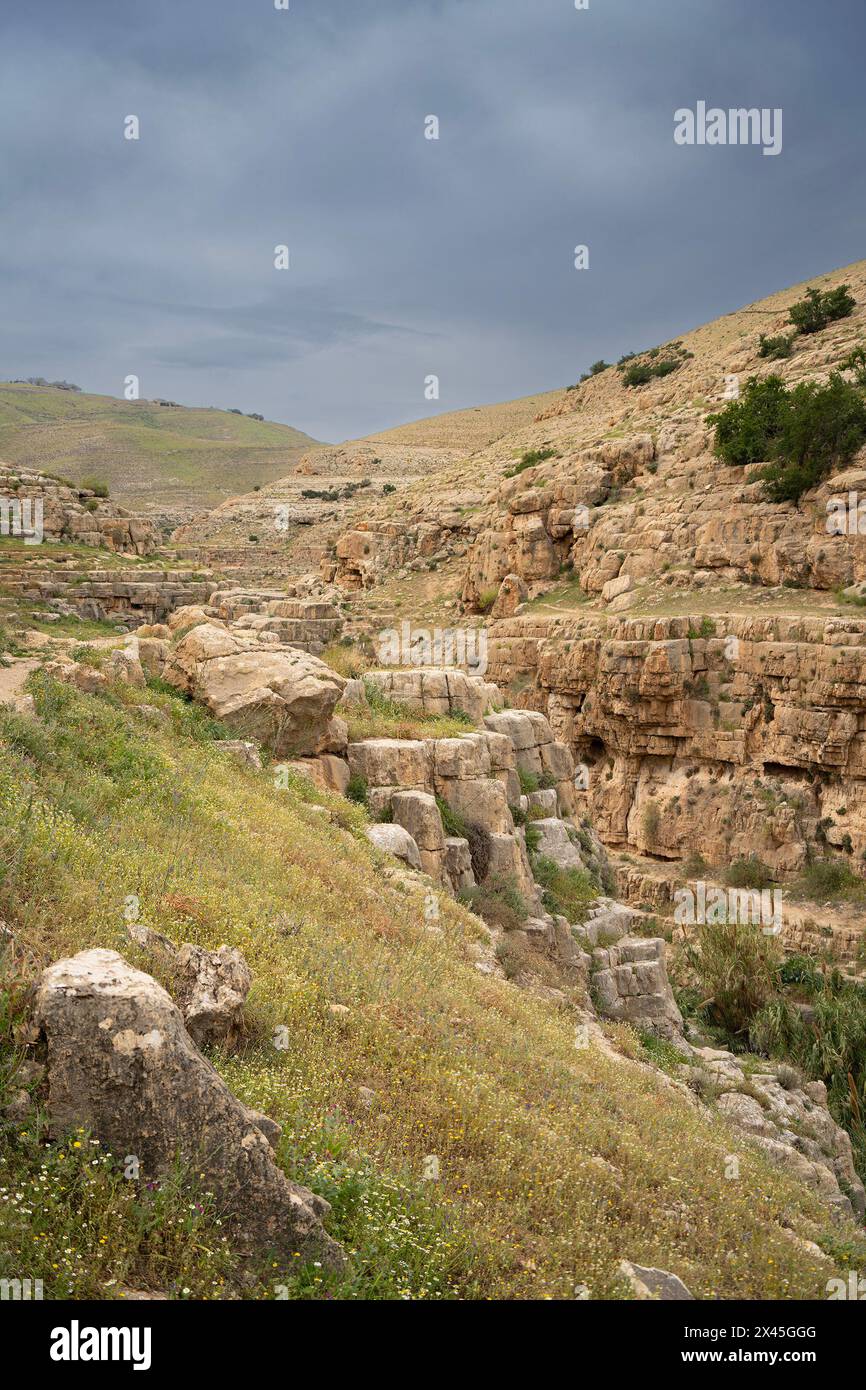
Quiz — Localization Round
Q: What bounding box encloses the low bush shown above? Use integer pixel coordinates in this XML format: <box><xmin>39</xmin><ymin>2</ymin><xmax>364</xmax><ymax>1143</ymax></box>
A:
<box><xmin>724</xmin><ymin>856</ymin><xmax>774</xmax><ymax>890</ymax></box>
<box><xmin>346</xmin><ymin>774</ymin><xmax>369</xmax><ymax>805</ymax></box>
<box><xmin>796</xmin><ymin>859</ymin><xmax>866</xmax><ymax>904</ymax></box>
<box><xmin>459</xmin><ymin>876</ymin><xmax>530</xmax><ymax>932</ymax></box>
<box><xmin>842</xmin><ymin>344</ymin><xmax>866</xmax><ymax>388</ymax></box>
<box><xmin>80</xmin><ymin>477</ymin><xmax>109</xmax><ymax>498</ymax></box>
<box><xmin>435</xmin><ymin>795</ymin><xmax>471</xmax><ymax>841</ymax></box>
<box><xmin>758</xmin><ymin>333</ymin><xmax>795</xmax><ymax>360</ymax></box>
<box><xmin>788</xmin><ymin>284</ymin><xmax>855</xmax><ymax>335</ymax></box>
<box><xmin>710</xmin><ymin>373</ymin><xmax>866</xmax><ymax>502</ymax></box>
<box><xmin>504</xmin><ymin>447</ymin><xmax>556</xmax><ymax>479</ymax></box>
<box><xmin>531</xmin><ymin>855</ymin><xmax>596</xmax><ymax>923</ymax></box>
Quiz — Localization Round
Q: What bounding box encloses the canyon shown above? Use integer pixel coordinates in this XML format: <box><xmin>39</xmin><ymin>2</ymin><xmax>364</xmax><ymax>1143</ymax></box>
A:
<box><xmin>4</xmin><ymin>258</ymin><xmax>866</xmax><ymax>1301</ymax></box>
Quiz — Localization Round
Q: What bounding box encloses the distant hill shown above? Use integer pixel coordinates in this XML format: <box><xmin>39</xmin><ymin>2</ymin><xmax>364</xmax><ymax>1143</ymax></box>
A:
<box><xmin>0</xmin><ymin>383</ymin><xmax>322</xmax><ymax>515</ymax></box>
<box><xmin>357</xmin><ymin>387</ymin><xmax>564</xmax><ymax>453</ymax></box>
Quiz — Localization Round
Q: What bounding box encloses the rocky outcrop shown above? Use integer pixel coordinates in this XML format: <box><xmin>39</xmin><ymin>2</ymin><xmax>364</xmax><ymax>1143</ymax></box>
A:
<box><xmin>591</xmin><ymin>936</ymin><xmax>686</xmax><ymax>1044</ymax></box>
<box><xmin>362</xmin><ymin>668</ymin><xmax>499</xmax><ymax>724</ymax></box>
<box><xmin>3</xmin><ymin>566</ymin><xmax>213</xmax><ymax>625</ymax></box>
<box><xmin>35</xmin><ymin>949</ymin><xmax>343</xmax><ymax>1267</ymax></box>
<box><xmin>175</xmin><ymin>944</ymin><xmax>252</xmax><ymax>1050</ymax></box>
<box><xmin>127</xmin><ymin>921</ymin><xmax>252</xmax><ymax>1050</ymax></box>
<box><xmin>0</xmin><ymin>461</ymin><xmax>156</xmax><ymax>555</ymax></box>
<box><xmin>325</xmin><ymin>508</ymin><xmax>481</xmax><ymax>591</ymax></box>
<box><xmin>619</xmin><ymin>1261</ymin><xmax>694</xmax><ymax>1301</ymax></box>
<box><xmin>686</xmin><ymin>1047</ymin><xmax>866</xmax><ymax>1221</ymax></box>
<box><xmin>346</xmin><ymin>728</ymin><xmax>537</xmax><ymax>901</ymax></box>
<box><xmin>208</xmin><ymin>589</ymin><xmax>344</xmax><ymax>653</ymax></box>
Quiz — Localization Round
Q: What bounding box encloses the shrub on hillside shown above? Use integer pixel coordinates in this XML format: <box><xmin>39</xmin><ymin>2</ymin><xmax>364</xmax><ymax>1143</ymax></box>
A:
<box><xmin>580</xmin><ymin>360</ymin><xmax>611</xmax><ymax>382</ymax></box>
<box><xmin>618</xmin><ymin>341</ymin><xmax>691</xmax><ymax>388</ymax></box>
<box><xmin>842</xmin><ymin>344</ymin><xmax>866</xmax><ymax>388</ymax></box>
<box><xmin>346</xmin><ymin>774</ymin><xmax>368</xmax><ymax>805</ymax></box>
<box><xmin>504</xmin><ymin>447</ymin><xmax>557</xmax><ymax>479</ymax></box>
<box><xmin>757</xmin><ymin>374</ymin><xmax>866</xmax><ymax>502</ymax></box>
<box><xmin>435</xmin><ymin>795</ymin><xmax>471</xmax><ymax>841</ymax></box>
<box><xmin>709</xmin><ymin>375</ymin><xmax>789</xmax><ymax>466</ymax></box>
<box><xmin>80</xmin><ymin>477</ymin><xmax>109</xmax><ymax>498</ymax></box>
<box><xmin>531</xmin><ymin>855</ymin><xmax>596</xmax><ymax>923</ymax></box>
<box><xmin>788</xmin><ymin>284</ymin><xmax>856</xmax><ymax>335</ymax></box>
<box><xmin>709</xmin><ymin>373</ymin><xmax>866</xmax><ymax>502</ymax></box>
<box><xmin>622</xmin><ymin>362</ymin><xmax>654</xmax><ymax>387</ymax></box>
<box><xmin>796</xmin><ymin>858</ymin><xmax>866</xmax><ymax>903</ymax></box>
<box><xmin>459</xmin><ymin>875</ymin><xmax>530</xmax><ymax>932</ymax></box>
<box><xmin>758</xmin><ymin>333</ymin><xmax>795</xmax><ymax>360</ymax></box>
<box><xmin>724</xmin><ymin>856</ymin><xmax>774</xmax><ymax>890</ymax></box>
<box><xmin>465</xmin><ymin>821</ymin><xmax>493</xmax><ymax>883</ymax></box>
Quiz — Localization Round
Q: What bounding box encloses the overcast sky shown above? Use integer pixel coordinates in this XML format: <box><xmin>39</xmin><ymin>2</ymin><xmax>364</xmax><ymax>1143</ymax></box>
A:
<box><xmin>1</xmin><ymin>0</ymin><xmax>864</xmax><ymax>442</ymax></box>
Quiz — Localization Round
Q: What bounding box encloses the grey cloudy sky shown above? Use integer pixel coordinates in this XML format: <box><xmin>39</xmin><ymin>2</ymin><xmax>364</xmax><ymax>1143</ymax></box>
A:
<box><xmin>1</xmin><ymin>0</ymin><xmax>864</xmax><ymax>442</ymax></box>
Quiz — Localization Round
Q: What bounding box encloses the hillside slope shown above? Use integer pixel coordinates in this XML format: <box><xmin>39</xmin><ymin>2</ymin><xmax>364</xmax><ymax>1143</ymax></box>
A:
<box><xmin>358</xmin><ymin>386</ymin><xmax>565</xmax><ymax>452</ymax></box>
<box><xmin>171</xmin><ymin>387</ymin><xmax>566</xmax><ymax>565</ymax></box>
<box><xmin>0</xmin><ymin>668</ymin><xmax>856</xmax><ymax>1300</ymax></box>
<box><xmin>0</xmin><ymin>383</ymin><xmax>322</xmax><ymax>518</ymax></box>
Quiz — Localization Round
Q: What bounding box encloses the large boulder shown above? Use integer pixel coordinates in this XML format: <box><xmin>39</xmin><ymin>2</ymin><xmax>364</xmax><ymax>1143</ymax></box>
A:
<box><xmin>35</xmin><ymin>950</ymin><xmax>344</xmax><ymax>1268</ymax></box>
<box><xmin>162</xmin><ymin>622</ymin><xmax>345</xmax><ymax>756</ymax></box>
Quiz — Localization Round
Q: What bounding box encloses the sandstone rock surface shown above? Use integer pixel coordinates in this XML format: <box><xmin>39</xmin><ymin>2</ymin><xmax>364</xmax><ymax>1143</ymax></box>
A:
<box><xmin>163</xmin><ymin>620</ymin><xmax>345</xmax><ymax>755</ymax></box>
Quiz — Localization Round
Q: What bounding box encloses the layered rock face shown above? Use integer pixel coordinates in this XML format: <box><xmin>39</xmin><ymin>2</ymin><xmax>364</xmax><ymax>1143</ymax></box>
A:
<box><xmin>362</xmin><ymin>668</ymin><xmax>499</xmax><ymax>725</ymax></box>
<box><xmin>325</xmin><ymin>510</ymin><xmax>480</xmax><ymax>590</ymax></box>
<box><xmin>6</xmin><ymin>568</ymin><xmax>214</xmax><ymax>625</ymax></box>
<box><xmin>346</xmin><ymin>699</ymin><xmax>583</xmax><ymax>901</ymax></box>
<box><xmin>460</xmin><ymin>437</ymin><xmax>866</xmax><ymax>611</ymax></box>
<box><xmin>592</xmin><ymin>936</ymin><xmax>685</xmax><ymax>1042</ymax></box>
<box><xmin>35</xmin><ymin>949</ymin><xmax>343</xmax><ymax>1267</ymax></box>
<box><xmin>0</xmin><ymin>462</ymin><xmax>156</xmax><ymax>554</ymax></box>
<box><xmin>485</xmin><ymin>610</ymin><xmax>866</xmax><ymax>871</ymax></box>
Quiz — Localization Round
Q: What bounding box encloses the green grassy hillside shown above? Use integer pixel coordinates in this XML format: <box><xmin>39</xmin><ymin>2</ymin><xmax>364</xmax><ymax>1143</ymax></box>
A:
<box><xmin>0</xmin><ymin>383</ymin><xmax>322</xmax><ymax>512</ymax></box>
<box><xmin>0</xmin><ymin>667</ymin><xmax>860</xmax><ymax>1300</ymax></box>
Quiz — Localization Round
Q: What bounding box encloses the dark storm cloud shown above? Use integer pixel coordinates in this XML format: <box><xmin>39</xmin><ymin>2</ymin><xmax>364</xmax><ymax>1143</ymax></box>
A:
<box><xmin>1</xmin><ymin>0</ymin><xmax>864</xmax><ymax>441</ymax></box>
